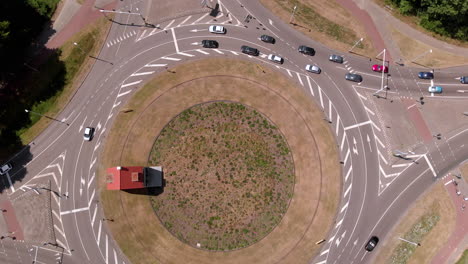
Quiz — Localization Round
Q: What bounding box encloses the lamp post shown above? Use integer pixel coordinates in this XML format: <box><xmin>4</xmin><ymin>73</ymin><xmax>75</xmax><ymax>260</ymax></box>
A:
<box><xmin>349</xmin><ymin>38</ymin><xmax>364</xmax><ymax>53</ymax></box>
<box><xmin>289</xmin><ymin>5</ymin><xmax>297</xmax><ymax>24</ymax></box>
<box><xmin>25</xmin><ymin>109</ymin><xmax>69</xmax><ymax>126</ymax></box>
<box><xmin>98</xmin><ymin>9</ymin><xmax>154</xmax><ymax>27</ymax></box>
<box><xmin>73</xmin><ymin>42</ymin><xmax>85</xmax><ymax>54</ymax></box>
<box><xmin>398</xmin><ymin>237</ymin><xmax>421</xmax><ymax>247</ymax></box>
<box><xmin>411</xmin><ymin>49</ymin><xmax>432</xmax><ymax>63</ymax></box>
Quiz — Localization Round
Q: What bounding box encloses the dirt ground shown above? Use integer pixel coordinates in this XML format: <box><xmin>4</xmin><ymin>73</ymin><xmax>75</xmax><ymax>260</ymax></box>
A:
<box><xmin>98</xmin><ymin>58</ymin><xmax>341</xmax><ymax>264</ymax></box>
<box><xmin>372</xmin><ymin>182</ymin><xmax>456</xmax><ymax>264</ymax></box>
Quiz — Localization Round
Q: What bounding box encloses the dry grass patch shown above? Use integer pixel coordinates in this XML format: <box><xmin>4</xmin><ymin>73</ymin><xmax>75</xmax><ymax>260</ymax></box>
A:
<box><xmin>259</xmin><ymin>0</ymin><xmax>375</xmax><ymax>55</ymax></box>
<box><xmin>373</xmin><ymin>183</ymin><xmax>456</xmax><ymax>264</ymax></box>
<box><xmin>99</xmin><ymin>58</ymin><xmax>341</xmax><ymax>264</ymax></box>
<box><xmin>389</xmin><ymin>26</ymin><xmax>468</xmax><ymax>68</ymax></box>
<box><xmin>460</xmin><ymin>162</ymin><xmax>468</xmax><ymax>183</ymax></box>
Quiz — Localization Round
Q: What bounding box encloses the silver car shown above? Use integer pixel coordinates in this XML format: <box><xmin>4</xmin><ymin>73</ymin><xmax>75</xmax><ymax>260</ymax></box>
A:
<box><xmin>305</xmin><ymin>64</ymin><xmax>321</xmax><ymax>74</ymax></box>
<box><xmin>208</xmin><ymin>25</ymin><xmax>226</xmax><ymax>34</ymax></box>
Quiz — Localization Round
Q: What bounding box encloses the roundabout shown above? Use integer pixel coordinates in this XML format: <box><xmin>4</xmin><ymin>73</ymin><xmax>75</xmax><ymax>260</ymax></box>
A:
<box><xmin>99</xmin><ymin>58</ymin><xmax>340</xmax><ymax>263</ymax></box>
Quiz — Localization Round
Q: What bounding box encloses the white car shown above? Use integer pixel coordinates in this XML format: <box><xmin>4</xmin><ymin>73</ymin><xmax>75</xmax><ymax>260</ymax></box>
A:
<box><xmin>428</xmin><ymin>86</ymin><xmax>442</xmax><ymax>93</ymax></box>
<box><xmin>208</xmin><ymin>25</ymin><xmax>226</xmax><ymax>34</ymax></box>
<box><xmin>267</xmin><ymin>54</ymin><xmax>284</xmax><ymax>64</ymax></box>
<box><xmin>305</xmin><ymin>64</ymin><xmax>321</xmax><ymax>74</ymax></box>
<box><xmin>0</xmin><ymin>163</ymin><xmax>12</xmax><ymax>175</ymax></box>
<box><xmin>83</xmin><ymin>127</ymin><xmax>95</xmax><ymax>141</ymax></box>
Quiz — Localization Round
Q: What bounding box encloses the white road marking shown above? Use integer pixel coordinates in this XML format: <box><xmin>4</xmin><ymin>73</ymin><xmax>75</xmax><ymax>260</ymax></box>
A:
<box><xmin>328</xmin><ymin>100</ymin><xmax>332</xmax><ymax>122</ymax></box>
<box><xmin>286</xmin><ymin>69</ymin><xmax>292</xmax><ymax>77</ymax></box>
<box><xmin>364</xmin><ymin>106</ymin><xmax>375</xmax><ymax>115</ymax></box>
<box><xmin>335</xmin><ymin>115</ymin><xmax>340</xmax><ymax>135</ymax></box>
<box><xmin>344</xmin><ymin>183</ymin><xmax>352</xmax><ymax>197</ymax></box>
<box><xmin>178</xmin><ymin>52</ymin><xmax>194</xmax><ymax>57</ymax></box>
<box><xmin>97</xmin><ymin>220</ymin><xmax>102</xmax><ymax>244</ymax></box>
<box><xmin>112</xmin><ymin>102</ymin><xmax>121</xmax><ymax>108</ymax></box>
<box><xmin>340</xmin><ymin>202</ymin><xmax>349</xmax><ymax>213</ymax></box>
<box><xmin>447</xmin><ymin>128</ymin><xmax>468</xmax><ymax>141</ymax></box>
<box><xmin>318</xmin><ymin>85</ymin><xmax>324</xmax><ymax>108</ymax></box>
<box><xmin>117</xmin><ymin>90</ymin><xmax>132</xmax><ymax>98</ymax></box>
<box><xmin>345</xmin><ymin>167</ymin><xmax>352</xmax><ymax>182</ymax></box>
<box><xmin>320</xmin><ymin>249</ymin><xmax>329</xmax><ymax>256</ymax></box>
<box><xmin>377</xmin><ymin>150</ymin><xmax>388</xmax><ymax>165</ymax></box>
<box><xmin>88</xmin><ymin>189</ymin><xmax>95</xmax><ymax>207</ymax></box>
<box><xmin>213</xmin><ymin>49</ymin><xmax>224</xmax><ymax>54</ymax></box>
<box><xmin>340</xmin><ymin>132</ymin><xmax>346</xmax><ymax>151</ymax></box>
<box><xmin>161</xmin><ymin>56</ymin><xmax>181</xmax><ymax>61</ymax></box>
<box><xmin>407</xmin><ymin>103</ymin><xmax>416</xmax><ymax>110</ymax></box>
<box><xmin>121</xmin><ymin>80</ymin><xmax>142</xmax><ymax>88</ymax></box>
<box><xmin>316</xmin><ymin>260</ymin><xmax>326</xmax><ymax>264</ymax></box>
<box><xmin>145</xmin><ymin>64</ymin><xmax>167</xmax><ymax>67</ymax></box>
<box><xmin>196</xmin><ymin>49</ymin><xmax>209</xmax><ymax>54</ymax></box>
<box><xmin>335</xmin><ymin>218</ymin><xmax>343</xmax><ymax>227</ymax></box>
<box><xmin>91</xmin><ymin>206</ymin><xmax>98</xmax><ymax>226</ymax></box>
<box><xmin>296</xmin><ymin>72</ymin><xmax>303</xmax><ymax>86</ymax></box>
<box><xmin>192</xmin><ymin>13</ymin><xmax>209</xmax><ymax>24</ymax></box>
<box><xmin>344</xmin><ymin>120</ymin><xmax>371</xmax><ymax>130</ymax></box>
<box><xmin>171</xmin><ymin>28</ymin><xmax>179</xmax><ymax>53</ymax></box>
<box><xmin>88</xmin><ymin>172</ymin><xmax>95</xmax><ymax>188</ymax></box>
<box><xmin>374</xmin><ymin>135</ymin><xmax>385</xmax><ymax>148</ymax></box>
<box><xmin>164</xmin><ymin>20</ymin><xmax>175</xmax><ymax>30</ymax></box>
<box><xmin>343</xmin><ymin>148</ymin><xmax>351</xmax><ymax>164</ymax></box>
<box><xmin>130</xmin><ymin>71</ymin><xmax>154</xmax><ymax>77</ymax></box>
<box><xmin>60</xmin><ymin>207</ymin><xmax>89</xmax><ymax>215</ymax></box>
<box><xmin>177</xmin><ymin>16</ymin><xmax>192</xmax><ymax>27</ymax></box>
<box><xmin>391</xmin><ymin>163</ymin><xmax>411</xmax><ymax>168</ymax></box>
<box><xmin>356</xmin><ymin>91</ymin><xmax>367</xmax><ymax>100</ymax></box>
<box><xmin>444</xmin><ymin>179</ymin><xmax>454</xmax><ymax>185</ymax></box>
<box><xmin>366</xmin><ymin>134</ymin><xmax>372</xmax><ymax>152</ymax></box>
<box><xmin>54</xmin><ymin>224</ymin><xmax>66</xmax><ymax>237</ymax></box>
<box><xmin>230</xmin><ymin>51</ymin><xmax>239</xmax><ymax>55</ymax></box>
<box><xmin>424</xmin><ymin>154</ymin><xmax>437</xmax><ymax>176</ymax></box>
<box><xmin>106</xmin><ymin>235</ymin><xmax>109</xmax><ymax>264</ymax></box>
<box><xmin>352</xmin><ymin>137</ymin><xmax>359</xmax><ymax>155</ymax></box>
<box><xmin>114</xmin><ymin>249</ymin><xmax>118</xmax><ymax>264</ymax></box>
<box><xmin>306</xmin><ymin>76</ymin><xmax>314</xmax><ymax>96</ymax></box>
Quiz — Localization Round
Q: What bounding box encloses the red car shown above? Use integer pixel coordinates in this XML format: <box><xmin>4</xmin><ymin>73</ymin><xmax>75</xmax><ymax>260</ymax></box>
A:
<box><xmin>372</xmin><ymin>64</ymin><xmax>388</xmax><ymax>73</ymax></box>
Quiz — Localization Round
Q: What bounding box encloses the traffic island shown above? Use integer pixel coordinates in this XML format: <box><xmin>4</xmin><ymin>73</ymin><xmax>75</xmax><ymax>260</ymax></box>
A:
<box><xmin>99</xmin><ymin>58</ymin><xmax>340</xmax><ymax>264</ymax></box>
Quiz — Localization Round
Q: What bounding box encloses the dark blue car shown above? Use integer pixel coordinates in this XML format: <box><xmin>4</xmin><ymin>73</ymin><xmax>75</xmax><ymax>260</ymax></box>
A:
<box><xmin>418</xmin><ymin>72</ymin><xmax>434</xmax><ymax>79</ymax></box>
<box><xmin>461</xmin><ymin>76</ymin><xmax>467</xmax><ymax>84</ymax></box>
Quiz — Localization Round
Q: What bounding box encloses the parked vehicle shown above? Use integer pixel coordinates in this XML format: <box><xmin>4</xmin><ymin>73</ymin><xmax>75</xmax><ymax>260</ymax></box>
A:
<box><xmin>0</xmin><ymin>163</ymin><xmax>12</xmax><ymax>175</ymax></box>
<box><xmin>260</xmin><ymin>35</ymin><xmax>275</xmax><ymax>44</ymax></box>
<box><xmin>208</xmin><ymin>25</ymin><xmax>226</xmax><ymax>34</ymax></box>
<box><xmin>83</xmin><ymin>127</ymin><xmax>95</xmax><ymax>141</ymax></box>
<box><xmin>241</xmin><ymin>45</ymin><xmax>259</xmax><ymax>56</ymax></box>
<box><xmin>267</xmin><ymin>54</ymin><xmax>284</xmax><ymax>64</ymax></box>
<box><xmin>365</xmin><ymin>236</ymin><xmax>379</xmax><ymax>251</ymax></box>
<box><xmin>418</xmin><ymin>72</ymin><xmax>434</xmax><ymax>79</ymax></box>
<box><xmin>345</xmin><ymin>73</ymin><xmax>363</xmax><ymax>82</ymax></box>
<box><xmin>428</xmin><ymin>86</ymin><xmax>442</xmax><ymax>93</ymax></box>
<box><xmin>460</xmin><ymin>76</ymin><xmax>468</xmax><ymax>84</ymax></box>
<box><xmin>372</xmin><ymin>64</ymin><xmax>388</xmax><ymax>73</ymax></box>
<box><xmin>298</xmin><ymin>45</ymin><xmax>315</xmax><ymax>56</ymax></box>
<box><xmin>329</xmin><ymin>54</ymin><xmax>343</xmax><ymax>63</ymax></box>
<box><xmin>305</xmin><ymin>64</ymin><xmax>321</xmax><ymax>74</ymax></box>
<box><xmin>202</xmin><ymin>40</ymin><xmax>219</xmax><ymax>48</ymax></box>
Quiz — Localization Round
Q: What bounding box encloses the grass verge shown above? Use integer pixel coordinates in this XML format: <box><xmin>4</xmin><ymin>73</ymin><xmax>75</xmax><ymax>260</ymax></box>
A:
<box><xmin>389</xmin><ymin>26</ymin><xmax>468</xmax><ymax>68</ymax></box>
<box><xmin>19</xmin><ymin>17</ymin><xmax>111</xmax><ymax>144</ymax></box>
<box><xmin>259</xmin><ymin>0</ymin><xmax>375</xmax><ymax>55</ymax></box>
<box><xmin>455</xmin><ymin>249</ymin><xmax>468</xmax><ymax>264</ymax></box>
<box><xmin>373</xmin><ymin>183</ymin><xmax>456</xmax><ymax>264</ymax></box>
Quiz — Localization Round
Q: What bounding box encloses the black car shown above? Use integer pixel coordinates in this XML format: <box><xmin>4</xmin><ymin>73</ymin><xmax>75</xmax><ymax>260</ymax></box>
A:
<box><xmin>365</xmin><ymin>236</ymin><xmax>379</xmax><ymax>251</ymax></box>
<box><xmin>260</xmin><ymin>35</ymin><xmax>275</xmax><ymax>44</ymax></box>
<box><xmin>460</xmin><ymin>76</ymin><xmax>467</xmax><ymax>84</ymax></box>
<box><xmin>345</xmin><ymin>73</ymin><xmax>363</xmax><ymax>82</ymax></box>
<box><xmin>241</xmin><ymin>45</ymin><xmax>259</xmax><ymax>56</ymax></box>
<box><xmin>298</xmin><ymin>45</ymin><xmax>315</xmax><ymax>56</ymax></box>
<box><xmin>202</xmin><ymin>40</ymin><xmax>219</xmax><ymax>48</ymax></box>
<box><xmin>418</xmin><ymin>72</ymin><xmax>434</xmax><ymax>79</ymax></box>
<box><xmin>329</xmin><ymin>54</ymin><xmax>343</xmax><ymax>63</ymax></box>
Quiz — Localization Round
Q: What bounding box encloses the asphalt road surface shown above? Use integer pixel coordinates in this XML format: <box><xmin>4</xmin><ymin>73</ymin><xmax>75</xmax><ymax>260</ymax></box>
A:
<box><xmin>1</xmin><ymin>0</ymin><xmax>468</xmax><ymax>263</ymax></box>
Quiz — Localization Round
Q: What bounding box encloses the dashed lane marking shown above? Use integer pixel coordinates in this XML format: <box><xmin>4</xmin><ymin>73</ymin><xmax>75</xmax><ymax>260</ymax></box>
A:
<box><xmin>196</xmin><ymin>49</ymin><xmax>209</xmax><ymax>54</ymax></box>
<box><xmin>145</xmin><ymin>63</ymin><xmax>167</xmax><ymax>67</ymax></box>
<box><xmin>60</xmin><ymin>207</ymin><xmax>89</xmax><ymax>215</ymax></box>
<box><xmin>344</xmin><ymin>120</ymin><xmax>371</xmax><ymax>130</ymax></box>
<box><xmin>161</xmin><ymin>56</ymin><xmax>181</xmax><ymax>61</ymax></box>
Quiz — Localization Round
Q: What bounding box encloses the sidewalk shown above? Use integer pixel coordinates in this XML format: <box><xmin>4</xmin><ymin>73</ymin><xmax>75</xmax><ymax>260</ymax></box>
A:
<box><xmin>0</xmin><ymin>200</ymin><xmax>25</xmax><ymax>241</ymax></box>
<box><xmin>431</xmin><ymin>176</ymin><xmax>468</xmax><ymax>264</ymax></box>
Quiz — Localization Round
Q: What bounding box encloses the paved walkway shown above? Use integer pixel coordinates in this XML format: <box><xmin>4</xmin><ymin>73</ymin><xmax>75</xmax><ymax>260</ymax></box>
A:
<box><xmin>0</xmin><ymin>200</ymin><xmax>25</xmax><ymax>241</ymax></box>
<box><xmin>431</xmin><ymin>175</ymin><xmax>468</xmax><ymax>264</ymax></box>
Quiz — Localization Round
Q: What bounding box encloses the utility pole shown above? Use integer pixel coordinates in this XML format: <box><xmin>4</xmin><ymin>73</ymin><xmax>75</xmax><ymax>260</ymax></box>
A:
<box><xmin>289</xmin><ymin>5</ymin><xmax>297</xmax><ymax>24</ymax></box>
<box><xmin>349</xmin><ymin>38</ymin><xmax>363</xmax><ymax>53</ymax></box>
<box><xmin>373</xmin><ymin>49</ymin><xmax>387</xmax><ymax>97</ymax></box>
<box><xmin>411</xmin><ymin>49</ymin><xmax>432</xmax><ymax>63</ymax></box>
<box><xmin>398</xmin><ymin>237</ymin><xmax>421</xmax><ymax>247</ymax></box>
<box><xmin>25</xmin><ymin>109</ymin><xmax>69</xmax><ymax>126</ymax></box>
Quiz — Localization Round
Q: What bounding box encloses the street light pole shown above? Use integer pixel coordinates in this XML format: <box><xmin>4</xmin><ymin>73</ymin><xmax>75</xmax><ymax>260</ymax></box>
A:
<box><xmin>73</xmin><ymin>42</ymin><xmax>85</xmax><ymax>54</ymax></box>
<box><xmin>25</xmin><ymin>109</ymin><xmax>69</xmax><ymax>126</ymax></box>
<box><xmin>289</xmin><ymin>5</ymin><xmax>297</xmax><ymax>24</ymax></box>
<box><xmin>373</xmin><ymin>49</ymin><xmax>387</xmax><ymax>97</ymax></box>
<box><xmin>398</xmin><ymin>237</ymin><xmax>421</xmax><ymax>247</ymax></box>
<box><xmin>98</xmin><ymin>9</ymin><xmax>154</xmax><ymax>27</ymax></box>
<box><xmin>349</xmin><ymin>38</ymin><xmax>364</xmax><ymax>53</ymax></box>
<box><xmin>411</xmin><ymin>49</ymin><xmax>432</xmax><ymax>63</ymax></box>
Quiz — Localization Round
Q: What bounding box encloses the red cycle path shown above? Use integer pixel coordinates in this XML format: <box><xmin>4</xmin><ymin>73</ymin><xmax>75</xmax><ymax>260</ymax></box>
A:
<box><xmin>46</xmin><ymin>0</ymin><xmax>117</xmax><ymax>49</ymax></box>
<box><xmin>0</xmin><ymin>200</ymin><xmax>24</xmax><ymax>241</ymax></box>
<box><xmin>431</xmin><ymin>181</ymin><xmax>468</xmax><ymax>264</ymax></box>
<box><xmin>401</xmin><ymin>99</ymin><xmax>433</xmax><ymax>143</ymax></box>
<box><xmin>335</xmin><ymin>0</ymin><xmax>392</xmax><ymax>62</ymax></box>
